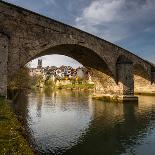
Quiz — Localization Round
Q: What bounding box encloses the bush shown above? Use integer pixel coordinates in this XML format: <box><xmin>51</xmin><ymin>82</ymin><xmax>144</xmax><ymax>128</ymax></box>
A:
<box><xmin>8</xmin><ymin>66</ymin><xmax>31</xmax><ymax>90</ymax></box>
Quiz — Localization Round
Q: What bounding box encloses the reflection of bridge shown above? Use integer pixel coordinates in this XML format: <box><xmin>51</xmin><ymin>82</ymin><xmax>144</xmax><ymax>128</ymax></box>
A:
<box><xmin>64</xmin><ymin>96</ymin><xmax>155</xmax><ymax>155</ymax></box>
<box><xmin>0</xmin><ymin>1</ymin><xmax>155</xmax><ymax>101</ymax></box>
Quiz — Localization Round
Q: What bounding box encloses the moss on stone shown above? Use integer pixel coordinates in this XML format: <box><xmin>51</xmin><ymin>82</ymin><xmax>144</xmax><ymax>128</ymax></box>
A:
<box><xmin>0</xmin><ymin>98</ymin><xmax>34</xmax><ymax>155</ymax></box>
<box><xmin>56</xmin><ymin>83</ymin><xmax>94</xmax><ymax>90</ymax></box>
<box><xmin>92</xmin><ymin>95</ymin><xmax>120</xmax><ymax>103</ymax></box>
<box><xmin>135</xmin><ymin>92</ymin><xmax>155</xmax><ymax>96</ymax></box>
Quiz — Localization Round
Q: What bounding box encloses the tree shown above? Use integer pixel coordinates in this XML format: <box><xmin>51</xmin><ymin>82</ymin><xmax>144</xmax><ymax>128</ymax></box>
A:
<box><xmin>8</xmin><ymin>66</ymin><xmax>31</xmax><ymax>90</ymax></box>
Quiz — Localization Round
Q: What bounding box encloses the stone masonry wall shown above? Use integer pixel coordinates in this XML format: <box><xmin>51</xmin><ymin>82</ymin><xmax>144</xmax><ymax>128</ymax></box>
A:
<box><xmin>117</xmin><ymin>63</ymin><xmax>134</xmax><ymax>95</ymax></box>
<box><xmin>134</xmin><ymin>75</ymin><xmax>155</xmax><ymax>94</ymax></box>
<box><xmin>91</xmin><ymin>69</ymin><xmax>122</xmax><ymax>96</ymax></box>
<box><xmin>0</xmin><ymin>33</ymin><xmax>8</xmax><ymax>97</ymax></box>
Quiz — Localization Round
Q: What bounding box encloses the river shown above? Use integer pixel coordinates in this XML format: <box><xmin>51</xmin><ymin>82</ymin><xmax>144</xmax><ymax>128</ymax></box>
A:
<box><xmin>13</xmin><ymin>89</ymin><xmax>155</xmax><ymax>155</ymax></box>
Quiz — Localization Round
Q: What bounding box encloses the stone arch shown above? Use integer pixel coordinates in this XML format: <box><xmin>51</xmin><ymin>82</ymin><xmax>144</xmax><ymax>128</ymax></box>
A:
<box><xmin>23</xmin><ymin>44</ymin><xmax>114</xmax><ymax>78</ymax></box>
<box><xmin>133</xmin><ymin>63</ymin><xmax>150</xmax><ymax>81</ymax></box>
<box><xmin>20</xmin><ymin>43</ymin><xmax>122</xmax><ymax>97</ymax></box>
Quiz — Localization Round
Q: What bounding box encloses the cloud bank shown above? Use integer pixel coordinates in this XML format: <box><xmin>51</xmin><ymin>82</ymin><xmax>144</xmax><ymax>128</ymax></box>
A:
<box><xmin>75</xmin><ymin>0</ymin><xmax>155</xmax><ymax>42</ymax></box>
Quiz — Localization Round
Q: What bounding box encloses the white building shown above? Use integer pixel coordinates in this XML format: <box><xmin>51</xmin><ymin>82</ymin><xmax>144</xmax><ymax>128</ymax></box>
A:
<box><xmin>76</xmin><ymin>67</ymin><xmax>85</xmax><ymax>79</ymax></box>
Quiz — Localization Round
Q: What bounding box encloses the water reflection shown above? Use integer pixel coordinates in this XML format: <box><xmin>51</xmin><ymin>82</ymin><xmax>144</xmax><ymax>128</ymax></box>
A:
<box><xmin>14</xmin><ymin>90</ymin><xmax>155</xmax><ymax>155</ymax></box>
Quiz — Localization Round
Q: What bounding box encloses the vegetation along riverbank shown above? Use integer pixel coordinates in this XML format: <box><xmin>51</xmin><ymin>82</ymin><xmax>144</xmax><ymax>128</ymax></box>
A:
<box><xmin>0</xmin><ymin>97</ymin><xmax>34</xmax><ymax>155</ymax></box>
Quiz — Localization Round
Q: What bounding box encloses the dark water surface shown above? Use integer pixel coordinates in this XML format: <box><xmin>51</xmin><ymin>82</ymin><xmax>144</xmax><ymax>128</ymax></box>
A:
<box><xmin>14</xmin><ymin>90</ymin><xmax>155</xmax><ymax>155</ymax></box>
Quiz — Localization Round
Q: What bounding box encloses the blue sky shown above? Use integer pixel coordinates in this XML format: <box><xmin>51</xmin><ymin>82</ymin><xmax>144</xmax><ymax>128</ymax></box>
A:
<box><xmin>4</xmin><ymin>0</ymin><xmax>155</xmax><ymax>67</ymax></box>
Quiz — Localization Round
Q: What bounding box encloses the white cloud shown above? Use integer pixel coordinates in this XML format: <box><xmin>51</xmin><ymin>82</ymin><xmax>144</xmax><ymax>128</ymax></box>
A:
<box><xmin>75</xmin><ymin>0</ymin><xmax>129</xmax><ymax>41</ymax></box>
<box><xmin>75</xmin><ymin>0</ymin><xmax>155</xmax><ymax>42</ymax></box>
<box><xmin>76</xmin><ymin>0</ymin><xmax>124</xmax><ymax>25</ymax></box>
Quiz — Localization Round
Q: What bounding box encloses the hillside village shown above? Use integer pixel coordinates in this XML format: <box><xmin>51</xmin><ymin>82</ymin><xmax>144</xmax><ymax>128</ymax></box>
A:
<box><xmin>29</xmin><ymin>59</ymin><xmax>94</xmax><ymax>89</ymax></box>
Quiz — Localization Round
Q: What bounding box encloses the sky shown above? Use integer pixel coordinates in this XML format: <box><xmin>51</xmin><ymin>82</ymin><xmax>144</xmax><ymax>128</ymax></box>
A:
<box><xmin>4</xmin><ymin>0</ymin><xmax>155</xmax><ymax>67</ymax></box>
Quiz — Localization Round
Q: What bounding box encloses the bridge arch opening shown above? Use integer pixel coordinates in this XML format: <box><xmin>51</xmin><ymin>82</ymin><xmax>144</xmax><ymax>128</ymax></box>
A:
<box><xmin>25</xmin><ymin>44</ymin><xmax>118</xmax><ymax>93</ymax></box>
<box><xmin>25</xmin><ymin>44</ymin><xmax>113</xmax><ymax>77</ymax></box>
<box><xmin>8</xmin><ymin>44</ymin><xmax>119</xmax><ymax>97</ymax></box>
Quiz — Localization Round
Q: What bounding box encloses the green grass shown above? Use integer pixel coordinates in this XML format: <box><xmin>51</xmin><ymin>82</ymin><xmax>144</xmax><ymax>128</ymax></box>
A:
<box><xmin>0</xmin><ymin>98</ymin><xmax>34</xmax><ymax>155</ymax></box>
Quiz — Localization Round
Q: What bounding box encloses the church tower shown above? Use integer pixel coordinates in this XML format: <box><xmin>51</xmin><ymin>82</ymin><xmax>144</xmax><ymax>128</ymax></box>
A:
<box><xmin>37</xmin><ymin>59</ymin><xmax>42</xmax><ymax>69</ymax></box>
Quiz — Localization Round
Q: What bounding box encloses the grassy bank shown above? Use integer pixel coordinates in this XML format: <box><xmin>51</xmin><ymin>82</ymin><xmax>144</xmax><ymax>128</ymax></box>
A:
<box><xmin>92</xmin><ymin>94</ymin><xmax>120</xmax><ymax>103</ymax></box>
<box><xmin>0</xmin><ymin>98</ymin><xmax>34</xmax><ymax>155</ymax></box>
<box><xmin>57</xmin><ymin>83</ymin><xmax>94</xmax><ymax>90</ymax></box>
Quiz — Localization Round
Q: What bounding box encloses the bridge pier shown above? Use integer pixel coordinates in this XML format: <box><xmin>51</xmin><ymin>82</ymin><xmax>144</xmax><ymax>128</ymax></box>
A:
<box><xmin>0</xmin><ymin>33</ymin><xmax>8</xmax><ymax>98</ymax></box>
<box><xmin>92</xmin><ymin>61</ymin><xmax>138</xmax><ymax>103</ymax></box>
<box><xmin>117</xmin><ymin>60</ymin><xmax>138</xmax><ymax>103</ymax></box>
<box><xmin>151</xmin><ymin>70</ymin><xmax>155</xmax><ymax>84</ymax></box>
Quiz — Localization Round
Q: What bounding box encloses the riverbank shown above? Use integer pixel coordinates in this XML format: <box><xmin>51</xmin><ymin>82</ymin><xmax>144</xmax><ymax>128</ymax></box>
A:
<box><xmin>0</xmin><ymin>97</ymin><xmax>34</xmax><ymax>155</ymax></box>
<box><xmin>92</xmin><ymin>93</ymin><xmax>138</xmax><ymax>103</ymax></box>
<box><xmin>52</xmin><ymin>83</ymin><xmax>94</xmax><ymax>90</ymax></box>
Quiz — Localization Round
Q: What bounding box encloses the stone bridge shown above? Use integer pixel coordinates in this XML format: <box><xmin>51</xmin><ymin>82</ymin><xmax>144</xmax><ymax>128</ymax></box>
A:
<box><xmin>0</xmin><ymin>1</ymin><xmax>155</xmax><ymax>102</ymax></box>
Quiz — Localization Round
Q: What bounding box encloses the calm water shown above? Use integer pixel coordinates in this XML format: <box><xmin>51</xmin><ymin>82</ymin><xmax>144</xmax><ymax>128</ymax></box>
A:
<box><xmin>13</xmin><ymin>89</ymin><xmax>155</xmax><ymax>155</ymax></box>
